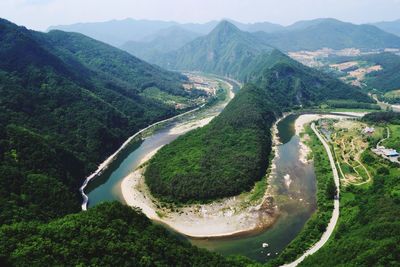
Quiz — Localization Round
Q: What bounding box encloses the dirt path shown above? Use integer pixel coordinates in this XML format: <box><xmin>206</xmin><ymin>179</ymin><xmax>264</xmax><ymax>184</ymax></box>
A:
<box><xmin>377</xmin><ymin>127</ymin><xmax>390</xmax><ymax>148</ymax></box>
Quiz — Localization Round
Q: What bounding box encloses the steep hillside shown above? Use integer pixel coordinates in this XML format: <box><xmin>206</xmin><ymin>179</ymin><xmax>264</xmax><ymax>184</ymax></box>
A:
<box><xmin>120</xmin><ymin>26</ymin><xmax>201</xmax><ymax>62</ymax></box>
<box><xmin>361</xmin><ymin>53</ymin><xmax>400</xmax><ymax>92</ymax></box>
<box><xmin>0</xmin><ymin>18</ymin><xmax>194</xmax><ymax>224</ymax></box>
<box><xmin>252</xmin><ymin>51</ymin><xmax>373</xmax><ymax>109</ymax></box>
<box><xmin>327</xmin><ymin>52</ymin><xmax>400</xmax><ymax>93</ymax></box>
<box><xmin>156</xmin><ymin>20</ymin><xmax>274</xmax><ymax>76</ymax></box>
<box><xmin>256</xmin><ymin>18</ymin><xmax>400</xmax><ymax>51</ymax></box>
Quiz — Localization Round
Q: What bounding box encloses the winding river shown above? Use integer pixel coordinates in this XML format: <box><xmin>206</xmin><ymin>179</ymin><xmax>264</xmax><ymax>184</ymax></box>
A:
<box><xmin>84</xmin><ymin>79</ymin><xmax>319</xmax><ymax>263</ymax></box>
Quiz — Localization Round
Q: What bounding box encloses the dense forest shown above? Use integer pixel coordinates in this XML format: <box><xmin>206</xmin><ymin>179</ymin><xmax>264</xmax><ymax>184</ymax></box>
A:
<box><xmin>0</xmin><ymin>18</ymin><xmax>252</xmax><ymax>266</ymax></box>
<box><xmin>363</xmin><ymin>111</ymin><xmax>400</xmax><ymax>124</ymax></box>
<box><xmin>0</xmin><ymin>202</ymin><xmax>250</xmax><ymax>267</ymax></box>
<box><xmin>360</xmin><ymin>53</ymin><xmax>400</xmax><ymax>92</ymax></box>
<box><xmin>0</xmin><ymin>18</ymin><xmax>205</xmax><ymax>224</ymax></box>
<box><xmin>324</xmin><ymin>100</ymin><xmax>380</xmax><ymax>110</ymax></box>
<box><xmin>145</xmin><ymin>84</ymin><xmax>276</xmax><ymax>202</ymax></box>
<box><xmin>253</xmin><ymin>55</ymin><xmax>373</xmax><ymax>110</ymax></box>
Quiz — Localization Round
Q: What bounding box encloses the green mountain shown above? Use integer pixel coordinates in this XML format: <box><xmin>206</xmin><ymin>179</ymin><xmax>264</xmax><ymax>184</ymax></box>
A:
<box><xmin>251</xmin><ymin>51</ymin><xmax>373</xmax><ymax>109</ymax></box>
<box><xmin>372</xmin><ymin>19</ymin><xmax>400</xmax><ymax>37</ymax></box>
<box><xmin>327</xmin><ymin>52</ymin><xmax>400</xmax><ymax>93</ymax></box>
<box><xmin>0</xmin><ymin>18</ymin><xmax>250</xmax><ymax>267</ymax></box>
<box><xmin>145</xmin><ymin>41</ymin><xmax>371</xmax><ymax>203</ymax></box>
<box><xmin>156</xmin><ymin>20</ymin><xmax>274</xmax><ymax>76</ymax></box>
<box><xmin>48</xmin><ymin>19</ymin><xmax>285</xmax><ymax>48</ymax></box>
<box><xmin>0</xmin><ymin>18</ymin><xmax>197</xmax><ymax>224</ymax></box>
<box><xmin>155</xmin><ymin>20</ymin><xmax>371</xmax><ymax>107</ymax></box>
<box><xmin>360</xmin><ymin>52</ymin><xmax>400</xmax><ymax>92</ymax></box>
<box><xmin>120</xmin><ymin>26</ymin><xmax>201</xmax><ymax>62</ymax></box>
<box><xmin>255</xmin><ymin>18</ymin><xmax>400</xmax><ymax>51</ymax></box>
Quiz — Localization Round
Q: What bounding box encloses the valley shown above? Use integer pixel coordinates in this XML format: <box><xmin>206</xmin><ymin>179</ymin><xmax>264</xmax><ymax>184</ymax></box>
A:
<box><xmin>1</xmin><ymin>7</ymin><xmax>400</xmax><ymax>267</ymax></box>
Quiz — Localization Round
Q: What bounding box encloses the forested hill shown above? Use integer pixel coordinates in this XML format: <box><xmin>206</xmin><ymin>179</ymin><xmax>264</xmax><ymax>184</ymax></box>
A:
<box><xmin>255</xmin><ymin>18</ymin><xmax>400</xmax><ymax>51</ymax></box>
<box><xmin>0</xmin><ymin>202</ymin><xmax>248</xmax><ymax>266</ymax></box>
<box><xmin>145</xmin><ymin>83</ymin><xmax>277</xmax><ymax>202</ymax></box>
<box><xmin>0</xmin><ymin>18</ymin><xmax>197</xmax><ymax>225</ymax></box>
<box><xmin>250</xmin><ymin>50</ymin><xmax>373</xmax><ymax>109</ymax></box>
<box><xmin>153</xmin><ymin>20</ymin><xmax>378</xmax><ymax>108</ymax></box>
<box><xmin>144</xmin><ymin>51</ymin><xmax>372</xmax><ymax>202</ymax></box>
<box><xmin>156</xmin><ymin>20</ymin><xmax>274</xmax><ymax>77</ymax></box>
<box><xmin>144</xmin><ymin>23</ymin><xmax>373</xmax><ymax>203</ymax></box>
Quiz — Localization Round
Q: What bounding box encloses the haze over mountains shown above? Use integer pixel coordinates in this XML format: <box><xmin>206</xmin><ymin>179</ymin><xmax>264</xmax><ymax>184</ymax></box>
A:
<box><xmin>372</xmin><ymin>19</ymin><xmax>400</xmax><ymax>37</ymax></box>
<box><xmin>255</xmin><ymin>18</ymin><xmax>400</xmax><ymax>51</ymax></box>
<box><xmin>50</xmin><ymin>17</ymin><xmax>400</xmax><ymax>62</ymax></box>
<box><xmin>49</xmin><ymin>18</ymin><xmax>285</xmax><ymax>47</ymax></box>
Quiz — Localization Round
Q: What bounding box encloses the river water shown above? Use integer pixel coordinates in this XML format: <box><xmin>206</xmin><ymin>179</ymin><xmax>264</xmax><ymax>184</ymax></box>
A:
<box><xmin>86</xmin><ymin>105</ymin><xmax>317</xmax><ymax>263</ymax></box>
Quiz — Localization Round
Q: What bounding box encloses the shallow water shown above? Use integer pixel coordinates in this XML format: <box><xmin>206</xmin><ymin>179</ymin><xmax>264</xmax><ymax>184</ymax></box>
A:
<box><xmin>191</xmin><ymin>115</ymin><xmax>316</xmax><ymax>262</ymax></box>
<box><xmin>86</xmin><ymin>112</ymin><xmax>317</xmax><ymax>263</ymax></box>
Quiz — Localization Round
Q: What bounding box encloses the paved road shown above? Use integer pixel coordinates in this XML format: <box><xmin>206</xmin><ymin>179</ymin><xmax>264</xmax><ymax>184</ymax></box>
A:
<box><xmin>372</xmin><ymin>94</ymin><xmax>400</xmax><ymax>112</ymax></box>
<box><xmin>281</xmin><ymin>123</ymin><xmax>340</xmax><ymax>267</ymax></box>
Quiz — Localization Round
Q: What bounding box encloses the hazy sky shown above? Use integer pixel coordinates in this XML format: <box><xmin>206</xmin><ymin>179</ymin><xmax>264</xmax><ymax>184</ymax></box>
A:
<box><xmin>1</xmin><ymin>0</ymin><xmax>400</xmax><ymax>31</ymax></box>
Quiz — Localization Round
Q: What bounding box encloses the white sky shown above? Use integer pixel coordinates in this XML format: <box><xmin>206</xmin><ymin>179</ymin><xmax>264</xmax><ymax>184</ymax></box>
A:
<box><xmin>1</xmin><ymin>0</ymin><xmax>400</xmax><ymax>31</ymax></box>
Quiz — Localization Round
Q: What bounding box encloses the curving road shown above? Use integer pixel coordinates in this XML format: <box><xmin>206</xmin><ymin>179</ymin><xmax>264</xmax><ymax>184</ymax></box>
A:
<box><xmin>80</xmin><ymin>75</ymin><xmax>237</xmax><ymax>210</ymax></box>
<box><xmin>79</xmin><ymin>103</ymin><xmax>206</xmax><ymax>210</ymax></box>
<box><xmin>281</xmin><ymin>122</ymin><xmax>340</xmax><ymax>267</ymax></box>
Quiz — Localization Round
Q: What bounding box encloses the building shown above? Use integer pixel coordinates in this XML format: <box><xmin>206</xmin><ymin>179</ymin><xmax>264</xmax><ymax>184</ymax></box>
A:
<box><xmin>362</xmin><ymin>127</ymin><xmax>375</xmax><ymax>134</ymax></box>
<box><xmin>382</xmin><ymin>148</ymin><xmax>399</xmax><ymax>157</ymax></box>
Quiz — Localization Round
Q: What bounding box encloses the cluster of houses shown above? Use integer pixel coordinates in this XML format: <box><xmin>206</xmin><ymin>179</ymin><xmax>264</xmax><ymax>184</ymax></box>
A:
<box><xmin>183</xmin><ymin>75</ymin><xmax>218</xmax><ymax>96</ymax></box>
<box><xmin>373</xmin><ymin>146</ymin><xmax>400</xmax><ymax>157</ymax></box>
<box><xmin>362</xmin><ymin>126</ymin><xmax>399</xmax><ymax>164</ymax></box>
<box><xmin>372</xmin><ymin>146</ymin><xmax>400</xmax><ymax>164</ymax></box>
<box><xmin>362</xmin><ymin>127</ymin><xmax>375</xmax><ymax>135</ymax></box>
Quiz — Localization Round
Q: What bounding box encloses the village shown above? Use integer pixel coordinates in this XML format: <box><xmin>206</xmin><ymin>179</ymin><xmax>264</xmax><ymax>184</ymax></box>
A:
<box><xmin>367</xmin><ymin>126</ymin><xmax>400</xmax><ymax>164</ymax></box>
<box><xmin>182</xmin><ymin>73</ymin><xmax>220</xmax><ymax>96</ymax></box>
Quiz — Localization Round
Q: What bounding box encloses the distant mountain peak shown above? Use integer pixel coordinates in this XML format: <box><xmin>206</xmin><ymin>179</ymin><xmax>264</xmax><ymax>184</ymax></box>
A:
<box><xmin>210</xmin><ymin>20</ymin><xmax>241</xmax><ymax>35</ymax></box>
